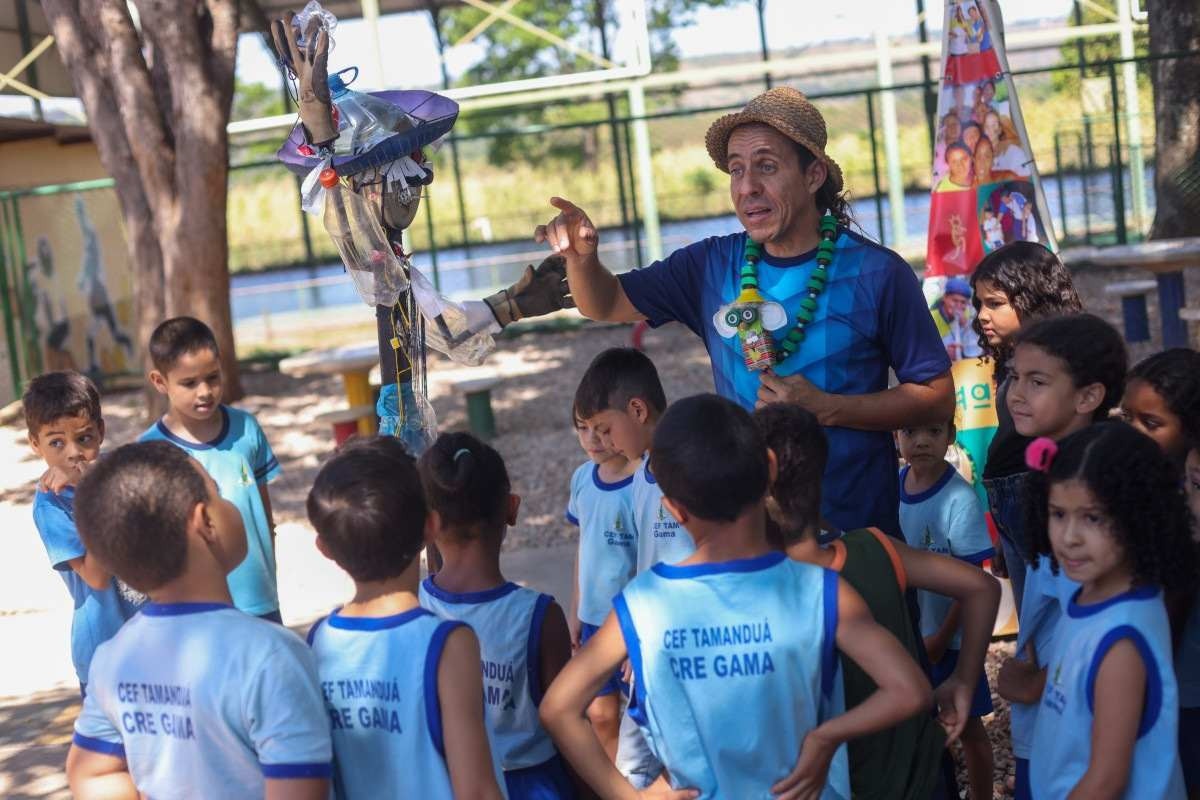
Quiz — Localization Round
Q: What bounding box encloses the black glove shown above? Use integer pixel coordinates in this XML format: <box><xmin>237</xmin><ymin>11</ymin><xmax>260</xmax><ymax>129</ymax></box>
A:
<box><xmin>271</xmin><ymin>11</ymin><xmax>338</xmax><ymax>146</ymax></box>
<box><xmin>484</xmin><ymin>255</ymin><xmax>575</xmax><ymax>328</ymax></box>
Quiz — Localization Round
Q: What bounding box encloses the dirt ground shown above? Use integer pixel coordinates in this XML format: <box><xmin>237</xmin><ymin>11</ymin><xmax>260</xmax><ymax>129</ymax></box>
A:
<box><xmin>0</xmin><ymin>257</ymin><xmax>1194</xmax><ymax>798</ymax></box>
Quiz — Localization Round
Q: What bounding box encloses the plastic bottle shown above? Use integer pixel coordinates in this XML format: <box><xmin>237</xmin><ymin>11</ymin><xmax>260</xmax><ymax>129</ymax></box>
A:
<box><xmin>328</xmin><ymin>72</ymin><xmax>406</xmax><ymax>155</ymax></box>
<box><xmin>319</xmin><ymin>167</ymin><xmax>408</xmax><ymax>306</ymax></box>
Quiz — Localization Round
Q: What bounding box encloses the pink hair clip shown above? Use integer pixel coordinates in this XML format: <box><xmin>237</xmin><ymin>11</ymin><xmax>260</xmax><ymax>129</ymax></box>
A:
<box><xmin>1025</xmin><ymin>437</ymin><xmax>1058</xmax><ymax>473</ymax></box>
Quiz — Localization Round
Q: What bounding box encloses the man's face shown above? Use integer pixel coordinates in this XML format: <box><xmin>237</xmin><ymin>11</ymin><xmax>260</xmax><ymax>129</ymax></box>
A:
<box><xmin>151</xmin><ymin>348</ymin><xmax>224</xmax><ymax>424</ymax></box>
<box><xmin>726</xmin><ymin>124</ymin><xmax>821</xmax><ymax>255</ymax></box>
<box><xmin>942</xmin><ymin>292</ymin><xmax>969</xmax><ymax>319</ymax></box>
<box><xmin>30</xmin><ymin>412</ymin><xmax>105</xmax><ymax>474</ymax></box>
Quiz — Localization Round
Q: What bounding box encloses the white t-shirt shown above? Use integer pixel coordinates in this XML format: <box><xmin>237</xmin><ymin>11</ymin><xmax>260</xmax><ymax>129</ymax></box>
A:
<box><xmin>73</xmin><ymin>603</ymin><xmax>331</xmax><ymax>799</ymax></box>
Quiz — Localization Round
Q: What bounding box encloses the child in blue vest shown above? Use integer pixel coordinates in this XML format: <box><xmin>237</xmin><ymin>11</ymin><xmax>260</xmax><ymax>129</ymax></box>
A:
<box><xmin>305</xmin><ymin>436</ymin><xmax>505</xmax><ymax>800</ymax></box>
<box><xmin>1023</xmin><ymin>423</ymin><xmax>1195</xmax><ymax>798</ymax></box>
<box><xmin>566</xmin><ymin>401</ymin><xmax>638</xmax><ymax>760</ymax></box>
<box><xmin>1117</xmin><ymin>348</ymin><xmax>1200</xmax><ymax>798</ymax></box>
<box><xmin>756</xmin><ymin>403</ymin><xmax>1001</xmax><ymax>799</ymax></box>
<box><xmin>895</xmin><ymin>417</ymin><xmax>995</xmax><ymax>800</ymax></box>
<box><xmin>541</xmin><ymin>394</ymin><xmax>932</xmax><ymax>799</ymax></box>
<box><xmin>24</xmin><ymin>371</ymin><xmax>141</xmax><ymax>697</ymax></box>
<box><xmin>66</xmin><ymin>441</ymin><xmax>331</xmax><ymax>798</ymax></box>
<box><xmin>573</xmin><ymin>347</ymin><xmax>687</xmax><ymax>786</ymax></box>
<box><xmin>992</xmin><ymin>312</ymin><xmax>1127</xmax><ymax>797</ymax></box>
<box><xmin>419</xmin><ymin>432</ymin><xmax>577</xmax><ymax>799</ymax></box>
<box><xmin>138</xmin><ymin>317</ymin><xmax>284</xmax><ymax>622</ymax></box>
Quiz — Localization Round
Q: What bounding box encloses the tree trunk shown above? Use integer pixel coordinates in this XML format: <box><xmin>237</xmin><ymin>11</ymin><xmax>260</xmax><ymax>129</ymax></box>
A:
<box><xmin>41</xmin><ymin>0</ymin><xmax>243</xmax><ymax>417</ymax></box>
<box><xmin>1147</xmin><ymin>0</ymin><xmax>1200</xmax><ymax>239</ymax></box>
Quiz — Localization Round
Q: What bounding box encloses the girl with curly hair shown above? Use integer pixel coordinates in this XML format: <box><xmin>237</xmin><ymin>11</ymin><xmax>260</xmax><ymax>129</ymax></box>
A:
<box><xmin>1016</xmin><ymin>423</ymin><xmax>1196</xmax><ymax>799</ymax></box>
<box><xmin>969</xmin><ymin>242</ymin><xmax>1083</xmax><ymax>613</ymax></box>
<box><xmin>1120</xmin><ymin>348</ymin><xmax>1200</xmax><ymax>798</ymax></box>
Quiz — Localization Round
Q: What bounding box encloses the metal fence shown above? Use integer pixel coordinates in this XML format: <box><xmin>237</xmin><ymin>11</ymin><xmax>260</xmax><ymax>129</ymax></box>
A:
<box><xmin>1</xmin><ymin>50</ymin><xmax>1193</xmax><ymax>395</ymax></box>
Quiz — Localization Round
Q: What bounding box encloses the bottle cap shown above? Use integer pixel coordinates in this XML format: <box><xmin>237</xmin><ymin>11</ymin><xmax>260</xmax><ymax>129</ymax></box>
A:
<box><xmin>319</xmin><ymin>167</ymin><xmax>339</xmax><ymax>188</ymax></box>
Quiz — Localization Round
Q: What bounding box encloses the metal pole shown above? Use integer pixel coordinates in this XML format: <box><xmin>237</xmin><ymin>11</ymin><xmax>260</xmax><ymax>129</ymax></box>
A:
<box><xmin>865</xmin><ymin>92</ymin><xmax>886</xmax><ymax>243</ymax></box>
<box><xmin>622</xmin><ymin>115</ymin><xmax>644</xmax><ymax>266</ymax></box>
<box><xmin>360</xmin><ymin>0</ymin><xmax>387</xmax><ymax>89</ymax></box>
<box><xmin>15</xmin><ymin>0</ymin><xmax>42</xmax><ymax>121</ymax></box>
<box><xmin>428</xmin><ymin>5</ymin><xmax>473</xmax><ymax>256</ymax></box>
<box><xmin>0</xmin><ymin>197</ymin><xmax>26</xmax><ymax>393</ymax></box>
<box><xmin>424</xmin><ymin>191</ymin><xmax>441</xmax><ymax>291</ymax></box>
<box><xmin>1053</xmin><ymin>131</ymin><xmax>1068</xmax><ymax>238</ymax></box>
<box><xmin>915</xmin><ymin>0</ymin><xmax>936</xmax><ymax>150</ymax></box>
<box><xmin>756</xmin><ymin>0</ymin><xmax>772</xmax><ymax>90</ymax></box>
<box><xmin>1078</xmin><ymin>129</ymin><xmax>1093</xmax><ymax>242</ymax></box>
<box><xmin>1107</xmin><ymin>63</ymin><xmax>1127</xmax><ymax>243</ymax></box>
<box><xmin>874</xmin><ymin>27</ymin><xmax>907</xmax><ymax>248</ymax></box>
<box><xmin>627</xmin><ymin>82</ymin><xmax>663</xmax><ymax>261</ymax></box>
<box><xmin>1117</xmin><ymin>0</ymin><xmax>1147</xmax><ymax>236</ymax></box>
<box><xmin>595</xmin><ymin>1</ymin><xmax>633</xmax><ymax>248</ymax></box>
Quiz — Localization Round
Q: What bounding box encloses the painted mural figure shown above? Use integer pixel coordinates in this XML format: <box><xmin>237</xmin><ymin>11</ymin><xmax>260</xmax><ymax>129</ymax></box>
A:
<box><xmin>74</xmin><ymin>196</ymin><xmax>133</xmax><ymax>375</ymax></box>
<box><xmin>25</xmin><ymin>237</ymin><xmax>77</xmax><ymax>372</ymax></box>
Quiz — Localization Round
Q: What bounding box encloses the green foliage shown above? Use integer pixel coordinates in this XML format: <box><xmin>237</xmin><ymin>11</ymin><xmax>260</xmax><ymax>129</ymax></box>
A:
<box><xmin>439</xmin><ymin>0</ymin><xmax>747</xmax><ymax>166</ymax></box>
<box><xmin>1051</xmin><ymin>1</ymin><xmax>1149</xmax><ymax>98</ymax></box>
<box><xmin>233</xmin><ymin>79</ymin><xmax>286</xmax><ymax>122</ymax></box>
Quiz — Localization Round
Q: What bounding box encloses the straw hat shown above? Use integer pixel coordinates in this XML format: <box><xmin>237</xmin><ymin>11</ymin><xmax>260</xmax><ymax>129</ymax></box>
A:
<box><xmin>705</xmin><ymin>86</ymin><xmax>844</xmax><ymax>194</ymax></box>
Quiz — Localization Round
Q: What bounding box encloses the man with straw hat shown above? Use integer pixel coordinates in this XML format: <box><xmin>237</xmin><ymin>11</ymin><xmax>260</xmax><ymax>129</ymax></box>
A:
<box><xmin>534</xmin><ymin>86</ymin><xmax>952</xmax><ymax>540</ymax></box>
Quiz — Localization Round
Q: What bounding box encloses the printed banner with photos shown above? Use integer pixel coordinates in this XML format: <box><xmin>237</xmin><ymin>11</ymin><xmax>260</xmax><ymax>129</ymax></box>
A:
<box><xmin>925</xmin><ymin>0</ymin><xmax>1057</xmax><ymax>281</ymax></box>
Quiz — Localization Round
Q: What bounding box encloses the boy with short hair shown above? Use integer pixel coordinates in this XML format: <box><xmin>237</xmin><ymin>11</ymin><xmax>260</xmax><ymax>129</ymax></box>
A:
<box><xmin>305</xmin><ymin>437</ymin><xmax>505</xmax><ymax>800</ymax></box>
<box><xmin>756</xmin><ymin>403</ymin><xmax>1000</xmax><ymax>799</ymax></box>
<box><xmin>572</xmin><ymin>347</ymin><xmax>683</xmax><ymax>786</ymax></box>
<box><xmin>896</xmin><ymin>419</ymin><xmax>996</xmax><ymax>800</ymax></box>
<box><xmin>139</xmin><ymin>316</ymin><xmax>284</xmax><ymax>621</ymax></box>
<box><xmin>25</xmin><ymin>371</ymin><xmax>140</xmax><ymax>696</ymax></box>
<box><xmin>542</xmin><ymin>394</ymin><xmax>932</xmax><ymax>798</ymax></box>
<box><xmin>566</xmin><ymin>408</ymin><xmax>638</xmax><ymax>759</ymax></box>
<box><xmin>66</xmin><ymin>441</ymin><xmax>331</xmax><ymax>799</ymax></box>
<box><xmin>573</xmin><ymin>348</ymin><xmax>685</xmax><ymax>574</ymax></box>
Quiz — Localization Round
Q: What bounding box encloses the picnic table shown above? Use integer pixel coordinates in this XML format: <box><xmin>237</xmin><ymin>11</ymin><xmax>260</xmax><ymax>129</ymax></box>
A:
<box><xmin>1063</xmin><ymin>237</ymin><xmax>1200</xmax><ymax>348</ymax></box>
<box><xmin>279</xmin><ymin>342</ymin><xmax>378</xmax><ymax>436</ymax></box>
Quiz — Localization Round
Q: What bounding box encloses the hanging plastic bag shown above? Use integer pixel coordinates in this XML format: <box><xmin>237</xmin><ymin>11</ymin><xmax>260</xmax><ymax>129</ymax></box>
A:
<box><xmin>293</xmin><ymin>0</ymin><xmax>337</xmax><ymax>46</ymax></box>
<box><xmin>300</xmin><ymin>156</ymin><xmax>330</xmax><ymax>216</ymax></box>
<box><xmin>407</xmin><ymin>262</ymin><xmax>496</xmax><ymax>366</ymax></box>
<box><xmin>320</xmin><ymin>169</ymin><xmax>409</xmax><ymax>306</ymax></box>
<box><xmin>376</xmin><ymin>381</ymin><xmax>437</xmax><ymax>455</ymax></box>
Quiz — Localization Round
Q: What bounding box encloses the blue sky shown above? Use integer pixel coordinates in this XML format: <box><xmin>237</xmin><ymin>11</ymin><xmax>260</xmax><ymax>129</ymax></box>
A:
<box><xmin>237</xmin><ymin>0</ymin><xmax>1077</xmax><ymax>91</ymax></box>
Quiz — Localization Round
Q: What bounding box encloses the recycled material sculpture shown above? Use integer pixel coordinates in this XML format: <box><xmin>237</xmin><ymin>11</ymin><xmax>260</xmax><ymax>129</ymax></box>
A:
<box><xmin>271</xmin><ymin>3</ymin><xmax>573</xmax><ymax>453</ymax></box>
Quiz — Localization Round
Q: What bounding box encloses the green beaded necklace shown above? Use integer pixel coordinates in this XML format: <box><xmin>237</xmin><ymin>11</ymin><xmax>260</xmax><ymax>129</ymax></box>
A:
<box><xmin>738</xmin><ymin>213</ymin><xmax>838</xmax><ymax>362</ymax></box>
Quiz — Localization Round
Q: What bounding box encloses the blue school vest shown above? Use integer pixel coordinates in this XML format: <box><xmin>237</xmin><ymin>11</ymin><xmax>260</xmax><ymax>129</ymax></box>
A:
<box><xmin>307</xmin><ymin>608</ymin><xmax>462</xmax><ymax>800</ymax></box>
<box><xmin>419</xmin><ymin>579</ymin><xmax>558</xmax><ymax>771</ymax></box>
<box><xmin>614</xmin><ymin>552</ymin><xmax>850</xmax><ymax>799</ymax></box>
<box><xmin>1029</xmin><ymin>586</ymin><xmax>1185</xmax><ymax>799</ymax></box>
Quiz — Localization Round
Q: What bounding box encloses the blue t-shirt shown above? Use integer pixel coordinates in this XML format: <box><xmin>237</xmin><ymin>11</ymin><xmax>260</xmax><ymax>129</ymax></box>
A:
<box><xmin>140</xmin><ymin>406</ymin><xmax>282</xmax><ymax>615</ymax></box>
<box><xmin>72</xmin><ymin>603</ymin><xmax>332</xmax><ymax>798</ymax></box>
<box><xmin>898</xmin><ymin>464</ymin><xmax>993</xmax><ymax>650</ymax></box>
<box><xmin>614</xmin><ymin>552</ymin><xmax>849</xmax><ymax>799</ymax></box>
<box><xmin>1178</xmin><ymin>594</ymin><xmax>1200</xmax><ymax>709</ymax></box>
<box><xmin>33</xmin><ymin>487</ymin><xmax>141</xmax><ymax>683</ymax></box>
<box><xmin>566</xmin><ymin>461</ymin><xmax>638</xmax><ymax>625</ymax></box>
<box><xmin>1030</xmin><ymin>586</ymin><xmax>1185</xmax><ymax>798</ymax></box>
<box><xmin>618</xmin><ymin>231</ymin><xmax>950</xmax><ymax>538</ymax></box>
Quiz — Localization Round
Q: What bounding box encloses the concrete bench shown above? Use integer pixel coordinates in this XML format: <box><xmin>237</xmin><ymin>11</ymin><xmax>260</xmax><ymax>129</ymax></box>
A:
<box><xmin>316</xmin><ymin>404</ymin><xmax>375</xmax><ymax>446</ymax></box>
<box><xmin>1104</xmin><ymin>279</ymin><xmax>1157</xmax><ymax>343</ymax></box>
